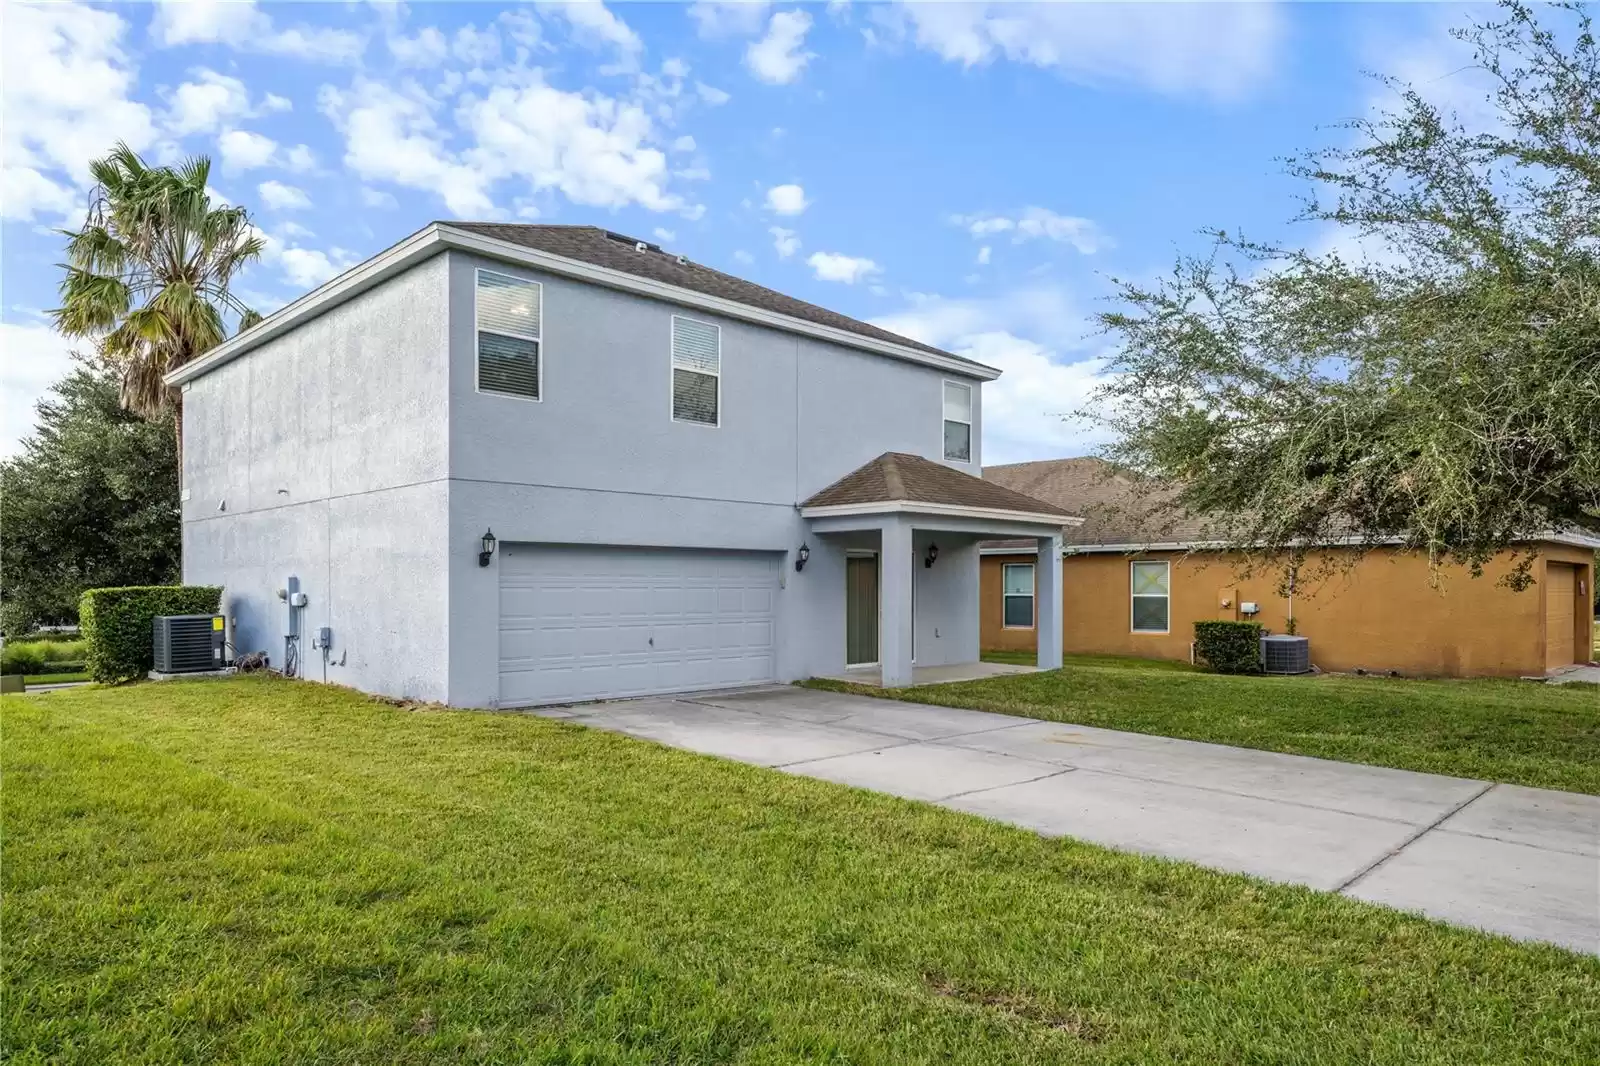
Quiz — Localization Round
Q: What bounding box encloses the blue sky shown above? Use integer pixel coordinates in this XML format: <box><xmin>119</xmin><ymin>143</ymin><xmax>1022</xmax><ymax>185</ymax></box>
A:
<box><xmin>2</xmin><ymin>1</ymin><xmax>1485</xmax><ymax>460</ymax></box>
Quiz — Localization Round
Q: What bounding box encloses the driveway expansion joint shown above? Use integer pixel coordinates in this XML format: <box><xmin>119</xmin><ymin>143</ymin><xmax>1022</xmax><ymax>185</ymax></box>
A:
<box><xmin>1333</xmin><ymin>781</ymin><xmax>1498</xmax><ymax>894</ymax></box>
<box><xmin>932</xmin><ymin>768</ymin><xmax>1077</xmax><ymax>803</ymax></box>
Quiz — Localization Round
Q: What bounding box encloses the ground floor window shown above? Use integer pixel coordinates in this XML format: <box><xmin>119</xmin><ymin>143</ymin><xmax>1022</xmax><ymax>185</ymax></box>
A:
<box><xmin>1131</xmin><ymin>560</ymin><xmax>1170</xmax><ymax>633</ymax></box>
<box><xmin>1002</xmin><ymin>562</ymin><xmax>1035</xmax><ymax>628</ymax></box>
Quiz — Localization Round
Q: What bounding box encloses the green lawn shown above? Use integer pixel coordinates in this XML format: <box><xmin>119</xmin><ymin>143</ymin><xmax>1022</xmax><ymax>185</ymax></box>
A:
<box><xmin>20</xmin><ymin>671</ymin><xmax>90</xmax><ymax>685</ymax></box>
<box><xmin>805</xmin><ymin>653</ymin><xmax>1600</xmax><ymax>795</ymax></box>
<box><xmin>5</xmin><ymin>678</ymin><xmax>1599</xmax><ymax>1065</ymax></box>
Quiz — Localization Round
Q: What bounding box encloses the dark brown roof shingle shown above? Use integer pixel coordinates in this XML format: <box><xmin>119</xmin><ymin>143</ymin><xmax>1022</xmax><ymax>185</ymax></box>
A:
<box><xmin>447</xmin><ymin>223</ymin><xmax>981</xmax><ymax>367</ymax></box>
<box><xmin>983</xmin><ymin>457</ymin><xmax>1209</xmax><ymax>547</ymax></box>
<box><xmin>804</xmin><ymin>452</ymin><xmax>1077</xmax><ymax>518</ymax></box>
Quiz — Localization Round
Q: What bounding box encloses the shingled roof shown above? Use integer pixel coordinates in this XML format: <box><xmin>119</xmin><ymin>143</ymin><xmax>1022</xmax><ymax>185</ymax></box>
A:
<box><xmin>982</xmin><ymin>457</ymin><xmax>1209</xmax><ymax>548</ymax></box>
<box><xmin>803</xmin><ymin>452</ymin><xmax>1078</xmax><ymax>519</ymax></box>
<box><xmin>448</xmin><ymin>223</ymin><xmax>974</xmax><ymax>365</ymax></box>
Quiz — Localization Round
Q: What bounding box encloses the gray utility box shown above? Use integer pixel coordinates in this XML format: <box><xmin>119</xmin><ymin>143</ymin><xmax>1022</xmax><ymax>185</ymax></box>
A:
<box><xmin>153</xmin><ymin>615</ymin><xmax>226</xmax><ymax>673</ymax></box>
<box><xmin>1260</xmin><ymin>634</ymin><xmax>1311</xmax><ymax>675</ymax></box>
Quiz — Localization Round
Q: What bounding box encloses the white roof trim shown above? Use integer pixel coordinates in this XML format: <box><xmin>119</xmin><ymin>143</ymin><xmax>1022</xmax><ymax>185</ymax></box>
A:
<box><xmin>801</xmin><ymin>499</ymin><xmax>1084</xmax><ymax>526</ymax></box>
<box><xmin>167</xmin><ymin>222</ymin><xmax>999</xmax><ymax>387</ymax></box>
<box><xmin>980</xmin><ymin>531</ymin><xmax>1600</xmax><ymax>555</ymax></box>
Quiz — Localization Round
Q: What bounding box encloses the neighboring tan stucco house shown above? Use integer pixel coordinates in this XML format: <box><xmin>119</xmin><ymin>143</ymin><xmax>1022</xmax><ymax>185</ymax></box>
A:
<box><xmin>980</xmin><ymin>458</ymin><xmax>1598</xmax><ymax>678</ymax></box>
<box><xmin>171</xmin><ymin>222</ymin><xmax>1073</xmax><ymax>706</ymax></box>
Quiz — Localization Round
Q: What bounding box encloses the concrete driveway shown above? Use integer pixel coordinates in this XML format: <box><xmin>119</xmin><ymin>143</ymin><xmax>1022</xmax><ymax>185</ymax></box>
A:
<box><xmin>536</xmin><ymin>686</ymin><xmax>1600</xmax><ymax>954</ymax></box>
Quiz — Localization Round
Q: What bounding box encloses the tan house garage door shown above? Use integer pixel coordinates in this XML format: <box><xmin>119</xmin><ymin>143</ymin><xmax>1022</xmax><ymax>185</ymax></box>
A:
<box><xmin>1545</xmin><ymin>564</ymin><xmax>1577</xmax><ymax>670</ymax></box>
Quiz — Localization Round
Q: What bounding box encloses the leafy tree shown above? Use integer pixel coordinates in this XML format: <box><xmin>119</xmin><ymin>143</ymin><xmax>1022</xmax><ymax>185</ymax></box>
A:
<box><xmin>0</xmin><ymin>363</ymin><xmax>180</xmax><ymax>633</ymax></box>
<box><xmin>1090</xmin><ymin>1</ymin><xmax>1600</xmax><ymax>586</ymax></box>
<box><xmin>52</xmin><ymin>143</ymin><xmax>263</xmax><ymax>451</ymax></box>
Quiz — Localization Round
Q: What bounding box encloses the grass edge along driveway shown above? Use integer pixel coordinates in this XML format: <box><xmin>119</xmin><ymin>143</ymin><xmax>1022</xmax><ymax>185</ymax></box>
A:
<box><xmin>804</xmin><ymin>654</ymin><xmax>1600</xmax><ymax>795</ymax></box>
<box><xmin>5</xmin><ymin>676</ymin><xmax>1600</xmax><ymax>1065</ymax></box>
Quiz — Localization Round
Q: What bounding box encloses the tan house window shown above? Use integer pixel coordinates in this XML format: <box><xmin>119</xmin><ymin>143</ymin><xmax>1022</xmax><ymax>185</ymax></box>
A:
<box><xmin>1131</xmin><ymin>560</ymin><xmax>1170</xmax><ymax>633</ymax></box>
<box><xmin>1002</xmin><ymin>562</ymin><xmax>1034</xmax><ymax>628</ymax></box>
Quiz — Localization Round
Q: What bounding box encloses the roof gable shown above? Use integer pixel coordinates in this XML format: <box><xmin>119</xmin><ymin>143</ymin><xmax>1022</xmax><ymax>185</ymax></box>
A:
<box><xmin>805</xmin><ymin>452</ymin><xmax>1077</xmax><ymax>518</ymax></box>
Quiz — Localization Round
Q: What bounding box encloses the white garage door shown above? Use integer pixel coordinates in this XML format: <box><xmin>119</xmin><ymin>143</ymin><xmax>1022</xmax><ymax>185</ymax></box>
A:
<box><xmin>498</xmin><ymin>544</ymin><xmax>779</xmax><ymax>707</ymax></box>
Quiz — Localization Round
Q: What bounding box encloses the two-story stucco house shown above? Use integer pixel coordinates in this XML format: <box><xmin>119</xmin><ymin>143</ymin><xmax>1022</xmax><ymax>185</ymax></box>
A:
<box><xmin>171</xmin><ymin>223</ymin><xmax>1076</xmax><ymax>707</ymax></box>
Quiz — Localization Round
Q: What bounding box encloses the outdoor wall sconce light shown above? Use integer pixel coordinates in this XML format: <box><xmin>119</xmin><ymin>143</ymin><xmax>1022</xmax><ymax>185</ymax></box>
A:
<box><xmin>479</xmin><ymin>528</ymin><xmax>497</xmax><ymax>567</ymax></box>
<box><xmin>924</xmin><ymin>543</ymin><xmax>940</xmax><ymax>568</ymax></box>
<box><xmin>795</xmin><ymin>543</ymin><xmax>810</xmax><ymax>572</ymax></box>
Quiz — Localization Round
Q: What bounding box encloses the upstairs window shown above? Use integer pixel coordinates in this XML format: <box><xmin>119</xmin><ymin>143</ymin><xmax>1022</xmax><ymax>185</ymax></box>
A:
<box><xmin>943</xmin><ymin>381</ymin><xmax>972</xmax><ymax>462</ymax></box>
<box><xmin>1002</xmin><ymin>562</ymin><xmax>1035</xmax><ymax>628</ymax></box>
<box><xmin>672</xmin><ymin>315</ymin><xmax>720</xmax><ymax>426</ymax></box>
<box><xmin>1131</xmin><ymin>560</ymin><xmax>1171</xmax><ymax>633</ymax></box>
<box><xmin>476</xmin><ymin>269</ymin><xmax>542</xmax><ymax>401</ymax></box>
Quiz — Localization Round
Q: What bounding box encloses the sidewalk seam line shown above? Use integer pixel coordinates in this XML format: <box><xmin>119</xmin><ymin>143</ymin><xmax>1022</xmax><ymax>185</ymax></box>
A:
<box><xmin>1333</xmin><ymin>781</ymin><xmax>1498</xmax><ymax>894</ymax></box>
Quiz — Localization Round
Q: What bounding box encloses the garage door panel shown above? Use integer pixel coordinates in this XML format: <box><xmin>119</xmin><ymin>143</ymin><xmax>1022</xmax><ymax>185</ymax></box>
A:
<box><xmin>498</xmin><ymin>545</ymin><xmax>779</xmax><ymax>706</ymax></box>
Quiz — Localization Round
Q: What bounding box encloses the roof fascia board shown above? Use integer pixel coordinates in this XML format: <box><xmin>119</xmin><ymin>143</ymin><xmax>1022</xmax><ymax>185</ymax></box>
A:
<box><xmin>801</xmin><ymin>499</ymin><xmax>1084</xmax><ymax>526</ymax></box>
<box><xmin>980</xmin><ymin>531</ymin><xmax>1600</xmax><ymax>554</ymax></box>
<box><xmin>167</xmin><ymin>224</ymin><xmax>448</xmax><ymax>386</ymax></box>
<box><xmin>440</xmin><ymin>227</ymin><xmax>1000</xmax><ymax>379</ymax></box>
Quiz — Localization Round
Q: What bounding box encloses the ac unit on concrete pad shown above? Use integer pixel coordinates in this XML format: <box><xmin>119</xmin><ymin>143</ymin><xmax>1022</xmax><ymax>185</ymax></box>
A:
<box><xmin>153</xmin><ymin>615</ymin><xmax>226</xmax><ymax>674</ymax></box>
<box><xmin>1260</xmin><ymin>634</ymin><xmax>1311</xmax><ymax>675</ymax></box>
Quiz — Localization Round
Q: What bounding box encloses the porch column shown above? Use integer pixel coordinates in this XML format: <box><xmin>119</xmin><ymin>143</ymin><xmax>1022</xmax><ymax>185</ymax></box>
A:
<box><xmin>880</xmin><ymin>517</ymin><xmax>915</xmax><ymax>686</ymax></box>
<box><xmin>1036</xmin><ymin>533</ymin><xmax>1063</xmax><ymax>670</ymax></box>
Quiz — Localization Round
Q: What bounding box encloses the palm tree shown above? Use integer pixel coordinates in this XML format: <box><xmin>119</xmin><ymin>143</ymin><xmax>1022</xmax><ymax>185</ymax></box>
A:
<box><xmin>52</xmin><ymin>143</ymin><xmax>265</xmax><ymax>452</ymax></box>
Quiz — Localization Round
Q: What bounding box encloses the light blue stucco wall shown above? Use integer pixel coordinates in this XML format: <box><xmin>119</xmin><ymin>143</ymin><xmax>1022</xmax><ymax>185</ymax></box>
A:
<box><xmin>181</xmin><ymin>244</ymin><xmax>989</xmax><ymax>707</ymax></box>
<box><xmin>440</xmin><ymin>250</ymin><xmax>987</xmax><ymax>705</ymax></box>
<box><xmin>181</xmin><ymin>254</ymin><xmax>452</xmax><ymax>701</ymax></box>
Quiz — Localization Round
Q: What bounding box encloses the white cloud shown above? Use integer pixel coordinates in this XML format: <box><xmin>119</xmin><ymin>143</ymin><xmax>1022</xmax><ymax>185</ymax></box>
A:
<box><xmin>461</xmin><ymin>80</ymin><xmax>683</xmax><ymax>211</ymax></box>
<box><xmin>873</xmin><ymin>287</ymin><xmax>1110</xmax><ymax>463</ymax></box>
<box><xmin>881</xmin><ymin>1</ymin><xmax>1282</xmax><ymax>102</ymax></box>
<box><xmin>451</xmin><ymin>24</ymin><xmax>503</xmax><ymax>67</ymax></box>
<box><xmin>770</xmin><ymin>226</ymin><xmax>800</xmax><ymax>258</ymax></box>
<box><xmin>765</xmin><ymin>182</ymin><xmax>808</xmax><ymax>215</ymax></box>
<box><xmin>976</xmin><ymin>245</ymin><xmax>991</xmax><ymax>265</ymax></box>
<box><xmin>258</xmin><ymin>180</ymin><xmax>311</xmax><ymax>211</ymax></box>
<box><xmin>653</xmin><ymin>227</ymin><xmax>677</xmax><ymax>242</ymax></box>
<box><xmin>218</xmin><ymin>129</ymin><xmax>279</xmax><ymax>171</ymax></box>
<box><xmin>318</xmin><ymin>79</ymin><xmax>495</xmax><ymax>217</ymax></box>
<box><xmin>1</xmin><ymin>2</ymin><xmax>157</xmax><ymax>222</ymax></box>
<box><xmin>278</xmin><ymin>246</ymin><xmax>357</xmax><ymax>288</ymax></box>
<box><xmin>360</xmin><ymin>187</ymin><xmax>399</xmax><ymax>209</ymax></box>
<box><xmin>321</xmin><ymin>72</ymin><xmax>686</xmax><ymax>219</ymax></box>
<box><xmin>262</xmin><ymin>93</ymin><xmax>292</xmax><ymax>114</ymax></box>
<box><xmin>661</xmin><ymin>57</ymin><xmax>690</xmax><ymax>79</ymax></box>
<box><xmin>672</xmin><ymin>134</ymin><xmax>697</xmax><ymax>152</ymax></box>
<box><xmin>283</xmin><ymin>144</ymin><xmax>317</xmax><ymax>173</ymax></box>
<box><xmin>807</xmin><ymin>250</ymin><xmax>880</xmax><ymax>283</ymax></box>
<box><xmin>951</xmin><ymin>208</ymin><xmax>1109</xmax><ymax>255</ymax></box>
<box><xmin>388</xmin><ymin>26</ymin><xmax>450</xmax><ymax>67</ymax></box>
<box><xmin>733</xmin><ymin>249</ymin><xmax>755</xmax><ymax>265</ymax></box>
<box><xmin>151</xmin><ymin>0</ymin><xmax>366</xmax><ymax>65</ymax></box>
<box><xmin>536</xmin><ymin>1</ymin><xmax>643</xmax><ymax>59</ymax></box>
<box><xmin>696</xmin><ymin>81</ymin><xmax>732</xmax><ymax>105</ymax></box>
<box><xmin>1</xmin><ymin>321</ymin><xmax>79</xmax><ymax>459</ymax></box>
<box><xmin>689</xmin><ymin>1</ymin><xmax>772</xmax><ymax>38</ymax></box>
<box><xmin>166</xmin><ymin>68</ymin><xmax>251</xmax><ymax>136</ymax></box>
<box><xmin>746</xmin><ymin>10</ymin><xmax>815</xmax><ymax>84</ymax></box>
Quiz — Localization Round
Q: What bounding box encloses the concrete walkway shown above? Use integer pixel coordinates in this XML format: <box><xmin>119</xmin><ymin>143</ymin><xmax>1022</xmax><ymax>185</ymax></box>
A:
<box><xmin>537</xmin><ymin>686</ymin><xmax>1600</xmax><ymax>954</ymax></box>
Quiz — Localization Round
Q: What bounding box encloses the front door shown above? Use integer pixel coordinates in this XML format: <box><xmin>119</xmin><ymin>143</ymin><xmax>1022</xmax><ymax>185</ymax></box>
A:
<box><xmin>845</xmin><ymin>553</ymin><xmax>879</xmax><ymax>666</ymax></box>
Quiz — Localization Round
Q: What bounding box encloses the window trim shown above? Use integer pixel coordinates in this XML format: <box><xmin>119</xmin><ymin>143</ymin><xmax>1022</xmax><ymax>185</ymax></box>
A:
<box><xmin>942</xmin><ymin>379</ymin><xmax>973</xmax><ymax>463</ymax></box>
<box><xmin>474</xmin><ymin>267</ymin><xmax>543</xmax><ymax>403</ymax></box>
<box><xmin>1130</xmin><ymin>559</ymin><xmax>1171</xmax><ymax>635</ymax></box>
<box><xmin>670</xmin><ymin>313</ymin><xmax>721</xmax><ymax>428</ymax></box>
<box><xmin>1001</xmin><ymin>562</ymin><xmax>1036</xmax><ymax>630</ymax></box>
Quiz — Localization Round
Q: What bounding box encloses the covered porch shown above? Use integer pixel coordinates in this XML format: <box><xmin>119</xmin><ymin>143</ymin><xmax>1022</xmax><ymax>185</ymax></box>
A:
<box><xmin>800</xmin><ymin>452</ymin><xmax>1080</xmax><ymax>688</ymax></box>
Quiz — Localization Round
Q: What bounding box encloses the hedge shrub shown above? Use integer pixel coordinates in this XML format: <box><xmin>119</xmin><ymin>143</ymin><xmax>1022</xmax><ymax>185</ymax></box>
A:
<box><xmin>1194</xmin><ymin>620</ymin><xmax>1263</xmax><ymax>674</ymax></box>
<box><xmin>0</xmin><ymin>639</ymin><xmax>87</xmax><ymax>676</ymax></box>
<box><xmin>79</xmin><ymin>586</ymin><xmax>222</xmax><ymax>683</ymax></box>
